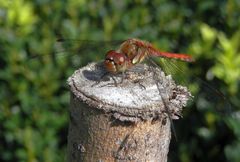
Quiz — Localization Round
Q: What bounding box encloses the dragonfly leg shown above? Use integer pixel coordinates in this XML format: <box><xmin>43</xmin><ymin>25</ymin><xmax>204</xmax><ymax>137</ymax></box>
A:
<box><xmin>110</xmin><ymin>75</ymin><xmax>118</xmax><ymax>87</ymax></box>
<box><xmin>97</xmin><ymin>74</ymin><xmax>120</xmax><ymax>87</ymax></box>
<box><xmin>119</xmin><ymin>72</ymin><xmax>125</xmax><ymax>84</ymax></box>
<box><xmin>137</xmin><ymin>82</ymin><xmax>146</xmax><ymax>90</ymax></box>
<box><xmin>101</xmin><ymin>72</ymin><xmax>126</xmax><ymax>87</ymax></box>
<box><xmin>132</xmin><ymin>79</ymin><xmax>146</xmax><ymax>90</ymax></box>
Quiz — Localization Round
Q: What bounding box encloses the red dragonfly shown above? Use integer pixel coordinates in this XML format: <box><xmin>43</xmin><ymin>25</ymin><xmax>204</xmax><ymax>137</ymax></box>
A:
<box><xmin>104</xmin><ymin>38</ymin><xmax>193</xmax><ymax>74</ymax></box>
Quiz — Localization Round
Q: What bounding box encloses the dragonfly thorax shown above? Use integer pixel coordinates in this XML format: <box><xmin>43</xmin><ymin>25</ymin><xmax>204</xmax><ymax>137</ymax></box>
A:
<box><xmin>119</xmin><ymin>38</ymin><xmax>151</xmax><ymax>65</ymax></box>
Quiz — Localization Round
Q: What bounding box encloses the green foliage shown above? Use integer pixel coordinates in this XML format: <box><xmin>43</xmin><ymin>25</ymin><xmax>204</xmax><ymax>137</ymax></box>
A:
<box><xmin>0</xmin><ymin>0</ymin><xmax>239</xmax><ymax>162</ymax></box>
<box><xmin>212</xmin><ymin>30</ymin><xmax>240</xmax><ymax>95</ymax></box>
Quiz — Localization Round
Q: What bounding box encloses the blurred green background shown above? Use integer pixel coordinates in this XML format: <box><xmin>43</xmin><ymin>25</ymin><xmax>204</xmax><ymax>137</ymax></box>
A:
<box><xmin>0</xmin><ymin>0</ymin><xmax>239</xmax><ymax>162</ymax></box>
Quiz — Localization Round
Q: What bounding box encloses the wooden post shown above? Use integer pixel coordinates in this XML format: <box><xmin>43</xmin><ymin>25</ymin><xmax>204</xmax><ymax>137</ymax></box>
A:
<box><xmin>67</xmin><ymin>62</ymin><xmax>192</xmax><ymax>162</ymax></box>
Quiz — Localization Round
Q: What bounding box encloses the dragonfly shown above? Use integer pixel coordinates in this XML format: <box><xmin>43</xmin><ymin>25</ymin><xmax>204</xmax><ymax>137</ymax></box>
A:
<box><xmin>103</xmin><ymin>38</ymin><xmax>193</xmax><ymax>74</ymax></box>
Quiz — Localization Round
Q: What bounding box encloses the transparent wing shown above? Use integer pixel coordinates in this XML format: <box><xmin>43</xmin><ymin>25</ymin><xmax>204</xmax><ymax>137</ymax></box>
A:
<box><xmin>152</xmin><ymin>56</ymin><xmax>232</xmax><ymax>117</ymax></box>
<box><xmin>29</xmin><ymin>39</ymin><xmax>124</xmax><ymax>68</ymax></box>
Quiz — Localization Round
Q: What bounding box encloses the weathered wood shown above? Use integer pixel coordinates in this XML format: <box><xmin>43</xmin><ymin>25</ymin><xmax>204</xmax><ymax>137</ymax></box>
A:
<box><xmin>67</xmin><ymin>62</ymin><xmax>192</xmax><ymax>162</ymax></box>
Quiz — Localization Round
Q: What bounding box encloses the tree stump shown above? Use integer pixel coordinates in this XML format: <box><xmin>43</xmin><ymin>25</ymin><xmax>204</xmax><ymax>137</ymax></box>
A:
<box><xmin>67</xmin><ymin>62</ymin><xmax>192</xmax><ymax>162</ymax></box>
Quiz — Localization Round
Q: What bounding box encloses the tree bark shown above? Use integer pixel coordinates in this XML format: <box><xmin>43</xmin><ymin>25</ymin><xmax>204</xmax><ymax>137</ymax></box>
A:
<box><xmin>67</xmin><ymin>62</ymin><xmax>192</xmax><ymax>162</ymax></box>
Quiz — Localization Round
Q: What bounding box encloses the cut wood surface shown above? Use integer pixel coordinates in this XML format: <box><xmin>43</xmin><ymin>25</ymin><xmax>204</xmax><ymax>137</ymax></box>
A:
<box><xmin>67</xmin><ymin>62</ymin><xmax>192</xmax><ymax>162</ymax></box>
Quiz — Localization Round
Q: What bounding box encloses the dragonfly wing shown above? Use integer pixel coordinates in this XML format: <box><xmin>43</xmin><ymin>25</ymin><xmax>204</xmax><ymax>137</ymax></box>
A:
<box><xmin>156</xmin><ymin>57</ymin><xmax>232</xmax><ymax>116</ymax></box>
<box><xmin>29</xmin><ymin>39</ymin><xmax>124</xmax><ymax>68</ymax></box>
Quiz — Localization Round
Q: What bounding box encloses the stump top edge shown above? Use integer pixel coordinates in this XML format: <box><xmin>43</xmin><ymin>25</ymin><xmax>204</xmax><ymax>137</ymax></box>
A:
<box><xmin>67</xmin><ymin>62</ymin><xmax>192</xmax><ymax>121</ymax></box>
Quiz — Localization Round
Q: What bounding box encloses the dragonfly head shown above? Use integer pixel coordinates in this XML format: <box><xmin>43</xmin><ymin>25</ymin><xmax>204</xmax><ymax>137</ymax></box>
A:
<box><xmin>104</xmin><ymin>50</ymin><xmax>129</xmax><ymax>74</ymax></box>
